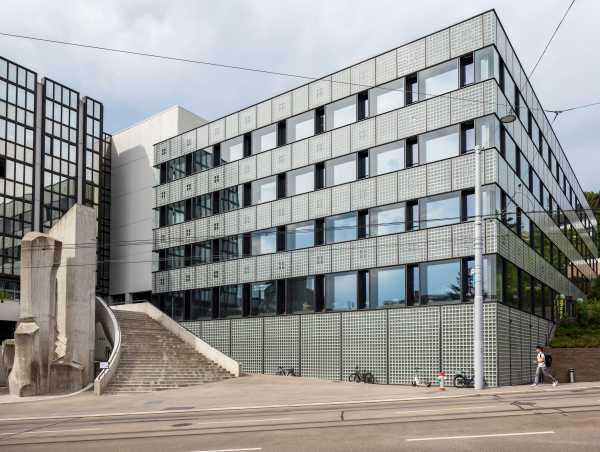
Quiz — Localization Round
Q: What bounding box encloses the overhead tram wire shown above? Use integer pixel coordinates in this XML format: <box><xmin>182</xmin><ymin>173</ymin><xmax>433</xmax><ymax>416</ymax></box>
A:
<box><xmin>0</xmin><ymin>30</ymin><xmax>597</xmax><ymax>119</ymax></box>
<box><xmin>528</xmin><ymin>0</ymin><xmax>576</xmax><ymax>79</ymax></box>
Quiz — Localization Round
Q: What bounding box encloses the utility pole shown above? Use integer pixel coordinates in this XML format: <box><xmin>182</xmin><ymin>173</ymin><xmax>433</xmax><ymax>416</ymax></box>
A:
<box><xmin>473</xmin><ymin>144</ymin><xmax>484</xmax><ymax>390</ymax></box>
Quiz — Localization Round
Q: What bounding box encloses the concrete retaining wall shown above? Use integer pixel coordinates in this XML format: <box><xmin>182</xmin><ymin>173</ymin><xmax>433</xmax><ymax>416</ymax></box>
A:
<box><xmin>547</xmin><ymin>347</ymin><xmax>600</xmax><ymax>383</ymax></box>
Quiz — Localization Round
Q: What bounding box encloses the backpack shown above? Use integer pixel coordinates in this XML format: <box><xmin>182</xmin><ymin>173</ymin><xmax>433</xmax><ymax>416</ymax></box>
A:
<box><xmin>545</xmin><ymin>353</ymin><xmax>553</xmax><ymax>368</ymax></box>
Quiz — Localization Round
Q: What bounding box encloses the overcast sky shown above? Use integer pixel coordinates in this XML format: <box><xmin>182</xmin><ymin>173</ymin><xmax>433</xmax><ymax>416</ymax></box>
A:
<box><xmin>1</xmin><ymin>0</ymin><xmax>599</xmax><ymax>190</ymax></box>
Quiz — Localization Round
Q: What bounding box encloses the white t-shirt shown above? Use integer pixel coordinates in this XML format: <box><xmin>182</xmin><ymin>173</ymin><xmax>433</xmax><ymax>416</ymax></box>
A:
<box><xmin>537</xmin><ymin>352</ymin><xmax>546</xmax><ymax>368</ymax></box>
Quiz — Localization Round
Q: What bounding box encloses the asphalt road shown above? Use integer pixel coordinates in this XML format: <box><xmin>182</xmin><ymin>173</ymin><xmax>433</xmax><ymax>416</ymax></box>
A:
<box><xmin>1</xmin><ymin>386</ymin><xmax>599</xmax><ymax>451</ymax></box>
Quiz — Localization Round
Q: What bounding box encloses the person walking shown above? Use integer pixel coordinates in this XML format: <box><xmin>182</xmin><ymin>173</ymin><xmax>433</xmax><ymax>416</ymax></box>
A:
<box><xmin>531</xmin><ymin>345</ymin><xmax>558</xmax><ymax>387</ymax></box>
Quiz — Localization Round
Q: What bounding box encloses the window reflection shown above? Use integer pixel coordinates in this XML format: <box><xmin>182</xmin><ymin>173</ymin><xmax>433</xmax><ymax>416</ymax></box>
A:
<box><xmin>325</xmin><ymin>154</ymin><xmax>356</xmax><ymax>186</ymax></box>
<box><xmin>252</xmin><ymin>176</ymin><xmax>277</xmax><ymax>204</ymax></box>
<box><xmin>421</xmin><ymin>260</ymin><xmax>461</xmax><ymax>304</ymax></box>
<box><xmin>251</xmin><ymin>228</ymin><xmax>277</xmax><ymax>255</ymax></box>
<box><xmin>369</xmin><ymin>141</ymin><xmax>404</xmax><ymax>176</ymax></box>
<box><xmin>286</xmin><ymin>221</ymin><xmax>315</xmax><ymax>250</ymax></box>
<box><xmin>370</xmin><ymin>266</ymin><xmax>405</xmax><ymax>308</ymax></box>
<box><xmin>250</xmin><ymin>281</ymin><xmax>277</xmax><ymax>316</ymax></box>
<box><xmin>369</xmin><ymin>203</ymin><xmax>405</xmax><ymax>236</ymax></box>
<box><xmin>326</xmin><ymin>96</ymin><xmax>356</xmax><ymax>130</ymax></box>
<box><xmin>325</xmin><ymin>212</ymin><xmax>357</xmax><ymax>244</ymax></box>
<box><xmin>252</xmin><ymin>124</ymin><xmax>277</xmax><ymax>154</ymax></box>
<box><xmin>287</xmin><ymin>166</ymin><xmax>314</xmax><ymax>196</ymax></box>
<box><xmin>369</xmin><ymin>79</ymin><xmax>404</xmax><ymax>115</ymax></box>
<box><xmin>418</xmin><ymin>60</ymin><xmax>458</xmax><ymax>99</ymax></box>
<box><xmin>419</xmin><ymin>125</ymin><xmax>459</xmax><ymax>163</ymax></box>
<box><xmin>220</xmin><ymin>285</ymin><xmax>243</xmax><ymax>318</ymax></box>
<box><xmin>420</xmin><ymin>193</ymin><xmax>460</xmax><ymax>228</ymax></box>
<box><xmin>286</xmin><ymin>276</ymin><xmax>315</xmax><ymax>313</ymax></box>
<box><xmin>325</xmin><ymin>272</ymin><xmax>357</xmax><ymax>311</ymax></box>
<box><xmin>287</xmin><ymin>111</ymin><xmax>315</xmax><ymax>142</ymax></box>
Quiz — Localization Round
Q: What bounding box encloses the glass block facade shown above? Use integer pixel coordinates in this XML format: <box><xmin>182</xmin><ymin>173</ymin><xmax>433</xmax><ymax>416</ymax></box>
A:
<box><xmin>0</xmin><ymin>56</ymin><xmax>111</xmax><ymax>296</ymax></box>
<box><xmin>152</xmin><ymin>11</ymin><xmax>598</xmax><ymax>385</ymax></box>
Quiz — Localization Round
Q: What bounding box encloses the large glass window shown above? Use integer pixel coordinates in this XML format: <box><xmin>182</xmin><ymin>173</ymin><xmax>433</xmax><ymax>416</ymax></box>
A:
<box><xmin>191</xmin><ymin>194</ymin><xmax>212</xmax><ymax>219</ymax></box>
<box><xmin>370</xmin><ymin>203</ymin><xmax>405</xmax><ymax>236</ymax></box>
<box><xmin>286</xmin><ymin>276</ymin><xmax>315</xmax><ymax>313</ymax></box>
<box><xmin>250</xmin><ymin>281</ymin><xmax>277</xmax><ymax>316</ymax></box>
<box><xmin>287</xmin><ymin>166</ymin><xmax>314</xmax><ymax>196</ymax></box>
<box><xmin>325</xmin><ymin>212</ymin><xmax>357</xmax><ymax>244</ymax></box>
<box><xmin>476</xmin><ymin>115</ymin><xmax>500</xmax><ymax>149</ymax></box>
<box><xmin>504</xmin><ymin>260</ymin><xmax>519</xmax><ymax>309</ymax></box>
<box><xmin>370</xmin><ymin>266</ymin><xmax>405</xmax><ymax>308</ymax></box>
<box><xmin>191</xmin><ymin>241</ymin><xmax>211</xmax><ymax>265</ymax></box>
<box><xmin>166</xmin><ymin>246</ymin><xmax>185</xmax><ymax>270</ymax></box>
<box><xmin>518</xmin><ymin>94</ymin><xmax>528</xmax><ymax>126</ymax></box>
<box><xmin>286</xmin><ymin>221</ymin><xmax>315</xmax><ymax>250</ymax></box>
<box><xmin>325</xmin><ymin>154</ymin><xmax>356</xmax><ymax>186</ymax></box>
<box><xmin>192</xmin><ymin>148</ymin><xmax>212</xmax><ymax>173</ymax></box>
<box><xmin>326</xmin><ymin>96</ymin><xmax>357</xmax><ymax>130</ymax></box>
<box><xmin>465</xmin><ymin>255</ymin><xmax>497</xmax><ymax>301</ymax></box>
<box><xmin>325</xmin><ymin>271</ymin><xmax>357</xmax><ymax>311</ymax></box>
<box><xmin>520</xmin><ymin>153</ymin><xmax>530</xmax><ymax>189</ymax></box>
<box><xmin>251</xmin><ymin>228</ymin><xmax>277</xmax><ymax>255</ymax></box>
<box><xmin>287</xmin><ymin>111</ymin><xmax>314</xmax><ymax>142</ymax></box>
<box><xmin>252</xmin><ymin>176</ymin><xmax>277</xmax><ymax>204</ymax></box>
<box><xmin>475</xmin><ymin>46</ymin><xmax>499</xmax><ymax>82</ymax></box>
<box><xmin>421</xmin><ymin>260</ymin><xmax>461</xmax><ymax>304</ymax></box>
<box><xmin>167</xmin><ymin>201</ymin><xmax>185</xmax><ymax>225</ymax></box>
<box><xmin>503</xmin><ymin>67</ymin><xmax>516</xmax><ymax>108</ymax></box>
<box><xmin>252</xmin><ymin>124</ymin><xmax>277</xmax><ymax>154</ymax></box>
<box><xmin>221</xmin><ymin>136</ymin><xmax>244</xmax><ymax>163</ymax></box>
<box><xmin>369</xmin><ymin>78</ymin><xmax>404</xmax><ymax>115</ymax></box>
<box><xmin>220</xmin><ymin>186</ymin><xmax>243</xmax><ymax>212</ymax></box>
<box><xmin>166</xmin><ymin>156</ymin><xmax>186</xmax><ymax>181</ymax></box>
<box><xmin>503</xmin><ymin>130</ymin><xmax>517</xmax><ymax>171</ymax></box>
<box><xmin>219</xmin><ymin>285</ymin><xmax>243</xmax><ymax>318</ymax></box>
<box><xmin>421</xmin><ymin>192</ymin><xmax>460</xmax><ymax>228</ymax></box>
<box><xmin>520</xmin><ymin>212</ymin><xmax>531</xmax><ymax>244</ymax></box>
<box><xmin>418</xmin><ymin>59</ymin><xmax>458</xmax><ymax>99</ymax></box>
<box><xmin>419</xmin><ymin>125</ymin><xmax>459</xmax><ymax>163</ymax></box>
<box><xmin>190</xmin><ymin>289</ymin><xmax>212</xmax><ymax>320</ymax></box>
<box><xmin>220</xmin><ymin>235</ymin><xmax>241</xmax><ymax>260</ymax></box>
<box><xmin>369</xmin><ymin>141</ymin><xmax>404</xmax><ymax>176</ymax></box>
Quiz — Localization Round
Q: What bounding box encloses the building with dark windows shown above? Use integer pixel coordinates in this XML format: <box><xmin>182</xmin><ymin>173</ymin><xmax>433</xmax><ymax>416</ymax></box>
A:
<box><xmin>0</xmin><ymin>56</ymin><xmax>111</xmax><ymax>311</ymax></box>
<box><xmin>150</xmin><ymin>10</ymin><xmax>598</xmax><ymax>386</ymax></box>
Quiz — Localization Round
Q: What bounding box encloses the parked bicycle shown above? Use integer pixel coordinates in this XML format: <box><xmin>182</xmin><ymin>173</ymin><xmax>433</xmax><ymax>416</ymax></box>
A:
<box><xmin>411</xmin><ymin>369</ymin><xmax>432</xmax><ymax>387</ymax></box>
<box><xmin>454</xmin><ymin>371</ymin><xmax>486</xmax><ymax>388</ymax></box>
<box><xmin>348</xmin><ymin>366</ymin><xmax>375</xmax><ymax>384</ymax></box>
<box><xmin>276</xmin><ymin>366</ymin><xmax>297</xmax><ymax>376</ymax></box>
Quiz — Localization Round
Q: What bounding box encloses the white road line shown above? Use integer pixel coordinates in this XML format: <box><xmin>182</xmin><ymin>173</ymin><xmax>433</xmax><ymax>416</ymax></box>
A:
<box><xmin>406</xmin><ymin>430</ymin><xmax>554</xmax><ymax>442</ymax></box>
<box><xmin>0</xmin><ymin>427</ymin><xmax>101</xmax><ymax>436</ymax></box>
<box><xmin>396</xmin><ymin>404</ymin><xmax>501</xmax><ymax>414</ymax></box>
<box><xmin>195</xmin><ymin>417</ymin><xmax>294</xmax><ymax>426</ymax></box>
<box><xmin>189</xmin><ymin>448</ymin><xmax>262</xmax><ymax>452</ymax></box>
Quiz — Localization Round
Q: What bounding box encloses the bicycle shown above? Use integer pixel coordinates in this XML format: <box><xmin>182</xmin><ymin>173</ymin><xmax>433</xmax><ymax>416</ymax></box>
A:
<box><xmin>276</xmin><ymin>366</ymin><xmax>297</xmax><ymax>376</ymax></box>
<box><xmin>348</xmin><ymin>366</ymin><xmax>375</xmax><ymax>384</ymax></box>
<box><xmin>454</xmin><ymin>372</ymin><xmax>486</xmax><ymax>388</ymax></box>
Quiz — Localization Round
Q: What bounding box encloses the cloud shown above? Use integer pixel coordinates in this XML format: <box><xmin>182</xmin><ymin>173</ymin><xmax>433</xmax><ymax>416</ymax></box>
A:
<box><xmin>1</xmin><ymin>0</ymin><xmax>598</xmax><ymax>189</ymax></box>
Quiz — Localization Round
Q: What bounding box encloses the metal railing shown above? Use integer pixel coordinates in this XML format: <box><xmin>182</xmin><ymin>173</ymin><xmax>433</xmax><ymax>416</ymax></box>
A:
<box><xmin>93</xmin><ymin>296</ymin><xmax>122</xmax><ymax>395</ymax></box>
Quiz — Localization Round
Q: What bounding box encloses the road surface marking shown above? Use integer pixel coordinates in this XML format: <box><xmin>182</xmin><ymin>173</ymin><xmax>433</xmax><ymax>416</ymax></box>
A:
<box><xmin>406</xmin><ymin>430</ymin><xmax>554</xmax><ymax>442</ymax></box>
<box><xmin>189</xmin><ymin>448</ymin><xmax>262</xmax><ymax>452</ymax></box>
<box><xmin>396</xmin><ymin>404</ymin><xmax>500</xmax><ymax>414</ymax></box>
<box><xmin>0</xmin><ymin>427</ymin><xmax>101</xmax><ymax>436</ymax></box>
<box><xmin>195</xmin><ymin>417</ymin><xmax>294</xmax><ymax>426</ymax></box>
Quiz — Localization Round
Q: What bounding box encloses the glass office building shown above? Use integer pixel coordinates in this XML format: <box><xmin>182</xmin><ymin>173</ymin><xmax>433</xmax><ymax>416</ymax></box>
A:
<box><xmin>0</xmin><ymin>56</ymin><xmax>111</xmax><ymax>297</ymax></box>
<box><xmin>152</xmin><ymin>10</ymin><xmax>598</xmax><ymax>385</ymax></box>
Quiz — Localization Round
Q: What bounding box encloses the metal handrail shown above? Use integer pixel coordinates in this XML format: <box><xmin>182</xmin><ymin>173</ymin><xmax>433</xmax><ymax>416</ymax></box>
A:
<box><xmin>93</xmin><ymin>296</ymin><xmax>122</xmax><ymax>395</ymax></box>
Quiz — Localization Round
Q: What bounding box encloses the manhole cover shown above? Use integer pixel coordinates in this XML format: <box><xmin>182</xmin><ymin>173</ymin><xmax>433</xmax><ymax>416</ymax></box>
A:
<box><xmin>172</xmin><ymin>423</ymin><xmax>193</xmax><ymax>428</ymax></box>
<box><xmin>162</xmin><ymin>406</ymin><xmax>194</xmax><ymax>411</ymax></box>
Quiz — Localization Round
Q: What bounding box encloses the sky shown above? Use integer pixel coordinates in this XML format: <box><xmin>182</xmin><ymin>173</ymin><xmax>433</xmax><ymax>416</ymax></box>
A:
<box><xmin>1</xmin><ymin>0</ymin><xmax>599</xmax><ymax>190</ymax></box>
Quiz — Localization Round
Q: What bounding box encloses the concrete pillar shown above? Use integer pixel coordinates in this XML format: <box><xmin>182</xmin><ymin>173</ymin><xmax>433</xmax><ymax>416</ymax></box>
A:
<box><xmin>8</xmin><ymin>233</ymin><xmax>61</xmax><ymax>396</ymax></box>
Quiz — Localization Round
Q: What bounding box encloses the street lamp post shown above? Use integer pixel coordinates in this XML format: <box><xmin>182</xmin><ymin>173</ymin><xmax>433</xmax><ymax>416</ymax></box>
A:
<box><xmin>473</xmin><ymin>144</ymin><xmax>484</xmax><ymax>390</ymax></box>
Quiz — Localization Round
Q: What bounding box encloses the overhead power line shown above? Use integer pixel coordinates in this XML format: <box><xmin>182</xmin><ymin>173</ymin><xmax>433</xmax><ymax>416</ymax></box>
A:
<box><xmin>0</xmin><ymin>28</ymin><xmax>597</xmax><ymax>119</ymax></box>
<box><xmin>529</xmin><ymin>0</ymin><xmax>576</xmax><ymax>78</ymax></box>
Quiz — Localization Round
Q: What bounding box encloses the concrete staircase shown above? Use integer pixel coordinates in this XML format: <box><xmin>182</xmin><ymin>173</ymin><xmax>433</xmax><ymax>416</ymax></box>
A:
<box><xmin>105</xmin><ymin>310</ymin><xmax>233</xmax><ymax>393</ymax></box>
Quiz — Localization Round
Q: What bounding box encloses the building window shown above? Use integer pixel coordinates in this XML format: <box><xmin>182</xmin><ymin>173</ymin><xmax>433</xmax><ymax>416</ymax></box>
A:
<box><xmin>166</xmin><ymin>156</ymin><xmax>186</xmax><ymax>181</ymax></box>
<box><xmin>166</xmin><ymin>246</ymin><xmax>185</xmax><ymax>270</ymax></box>
<box><xmin>251</xmin><ymin>228</ymin><xmax>277</xmax><ymax>255</ymax></box>
<box><xmin>220</xmin><ymin>235</ymin><xmax>241</xmax><ymax>261</ymax></box>
<box><xmin>325</xmin><ymin>212</ymin><xmax>357</xmax><ymax>244</ymax></box>
<box><xmin>503</xmin><ymin>129</ymin><xmax>517</xmax><ymax>171</ymax></box>
<box><xmin>0</xmin><ymin>157</ymin><xmax>6</xmax><ymax>179</ymax></box>
<box><xmin>418</xmin><ymin>59</ymin><xmax>458</xmax><ymax>100</ymax></box>
<box><xmin>369</xmin><ymin>78</ymin><xmax>404</xmax><ymax>115</ymax></box>
<box><xmin>221</xmin><ymin>136</ymin><xmax>244</xmax><ymax>163</ymax></box>
<box><xmin>369</xmin><ymin>141</ymin><xmax>404</xmax><ymax>176</ymax></box>
<box><xmin>503</xmin><ymin>67</ymin><xmax>516</xmax><ymax>108</ymax></box>
<box><xmin>251</xmin><ymin>176</ymin><xmax>277</xmax><ymax>204</ymax></box>
<box><xmin>519</xmin><ymin>153</ymin><xmax>530</xmax><ymax>189</ymax></box>
<box><xmin>191</xmin><ymin>194</ymin><xmax>212</xmax><ymax>219</ymax></box>
<box><xmin>406</xmin><ymin>137</ymin><xmax>418</xmax><ymax>167</ymax></box>
<box><xmin>287</xmin><ymin>165</ymin><xmax>315</xmax><ymax>196</ymax></box>
<box><xmin>326</xmin><ymin>96</ymin><xmax>357</xmax><ymax>130</ymax></box>
<box><xmin>252</xmin><ymin>124</ymin><xmax>277</xmax><ymax>154</ymax></box>
<box><xmin>460</xmin><ymin>54</ymin><xmax>474</xmax><ymax>86</ymax></box>
<box><xmin>420</xmin><ymin>259</ymin><xmax>461</xmax><ymax>304</ymax></box>
<box><xmin>420</xmin><ymin>192</ymin><xmax>460</xmax><ymax>228</ymax></box>
<box><xmin>220</xmin><ymin>186</ymin><xmax>243</xmax><ymax>212</ymax></box>
<box><xmin>250</xmin><ymin>281</ymin><xmax>277</xmax><ymax>316</ymax></box>
<box><xmin>286</xmin><ymin>111</ymin><xmax>315</xmax><ymax>143</ymax></box>
<box><xmin>191</xmin><ymin>241</ymin><xmax>211</xmax><ymax>265</ymax></box>
<box><xmin>286</xmin><ymin>221</ymin><xmax>315</xmax><ymax>250</ymax></box>
<box><xmin>190</xmin><ymin>289</ymin><xmax>212</xmax><ymax>320</ymax></box>
<box><xmin>191</xmin><ymin>148</ymin><xmax>212</xmax><ymax>173</ymax></box>
<box><xmin>475</xmin><ymin>115</ymin><xmax>499</xmax><ymax>149</ymax></box>
<box><xmin>418</xmin><ymin>125</ymin><xmax>459</xmax><ymax>163</ymax></box>
<box><xmin>325</xmin><ymin>153</ymin><xmax>356</xmax><ymax>186</ymax></box>
<box><xmin>286</xmin><ymin>276</ymin><xmax>315</xmax><ymax>313</ymax></box>
<box><xmin>503</xmin><ymin>260</ymin><xmax>519</xmax><ymax>309</ymax></box>
<box><xmin>369</xmin><ymin>203</ymin><xmax>404</xmax><ymax>236</ymax></box>
<box><xmin>405</xmin><ymin>74</ymin><xmax>418</xmax><ymax>105</ymax></box>
<box><xmin>219</xmin><ymin>285</ymin><xmax>243</xmax><ymax>318</ymax></box>
<box><xmin>464</xmin><ymin>255</ymin><xmax>497</xmax><ymax>301</ymax></box>
<box><xmin>518</xmin><ymin>94</ymin><xmax>528</xmax><ymax>126</ymax></box>
<box><xmin>167</xmin><ymin>201</ymin><xmax>185</xmax><ymax>225</ymax></box>
<box><xmin>461</xmin><ymin>122</ymin><xmax>475</xmax><ymax>153</ymax></box>
<box><xmin>369</xmin><ymin>266</ymin><xmax>405</xmax><ymax>308</ymax></box>
<box><xmin>325</xmin><ymin>271</ymin><xmax>357</xmax><ymax>311</ymax></box>
<box><xmin>474</xmin><ymin>46</ymin><xmax>499</xmax><ymax>82</ymax></box>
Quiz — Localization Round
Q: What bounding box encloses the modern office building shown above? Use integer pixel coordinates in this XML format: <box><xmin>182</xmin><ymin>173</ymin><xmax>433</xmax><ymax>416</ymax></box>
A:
<box><xmin>109</xmin><ymin>106</ymin><xmax>206</xmax><ymax>303</ymax></box>
<box><xmin>150</xmin><ymin>10</ymin><xmax>598</xmax><ymax>386</ymax></box>
<box><xmin>0</xmin><ymin>56</ymin><xmax>111</xmax><ymax>330</ymax></box>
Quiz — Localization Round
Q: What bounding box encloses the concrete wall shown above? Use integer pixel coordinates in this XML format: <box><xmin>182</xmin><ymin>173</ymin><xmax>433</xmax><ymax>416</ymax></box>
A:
<box><xmin>546</xmin><ymin>347</ymin><xmax>600</xmax><ymax>383</ymax></box>
<box><xmin>109</xmin><ymin>106</ymin><xmax>206</xmax><ymax>300</ymax></box>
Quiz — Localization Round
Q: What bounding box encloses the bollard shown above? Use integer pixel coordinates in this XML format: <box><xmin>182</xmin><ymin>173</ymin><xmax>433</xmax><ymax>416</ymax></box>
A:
<box><xmin>568</xmin><ymin>368</ymin><xmax>576</xmax><ymax>383</ymax></box>
<box><xmin>438</xmin><ymin>371</ymin><xmax>446</xmax><ymax>391</ymax></box>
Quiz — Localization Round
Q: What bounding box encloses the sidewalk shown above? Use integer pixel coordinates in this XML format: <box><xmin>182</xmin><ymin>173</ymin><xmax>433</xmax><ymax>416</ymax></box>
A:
<box><xmin>2</xmin><ymin>375</ymin><xmax>599</xmax><ymax>420</ymax></box>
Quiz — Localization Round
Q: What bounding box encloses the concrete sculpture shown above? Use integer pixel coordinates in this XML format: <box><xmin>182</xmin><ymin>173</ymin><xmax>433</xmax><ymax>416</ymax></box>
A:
<box><xmin>8</xmin><ymin>204</ymin><xmax>97</xmax><ymax>396</ymax></box>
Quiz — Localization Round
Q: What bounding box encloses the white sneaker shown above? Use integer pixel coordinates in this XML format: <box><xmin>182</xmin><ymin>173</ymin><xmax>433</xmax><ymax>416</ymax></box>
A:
<box><xmin>530</xmin><ymin>384</ymin><xmax>538</xmax><ymax>387</ymax></box>
<box><xmin>552</xmin><ymin>381</ymin><xmax>558</xmax><ymax>387</ymax></box>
